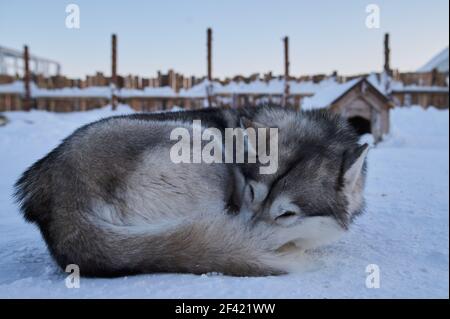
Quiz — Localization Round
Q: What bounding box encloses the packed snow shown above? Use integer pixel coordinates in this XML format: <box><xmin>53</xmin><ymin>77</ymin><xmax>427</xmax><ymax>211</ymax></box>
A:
<box><xmin>0</xmin><ymin>104</ymin><xmax>448</xmax><ymax>298</ymax></box>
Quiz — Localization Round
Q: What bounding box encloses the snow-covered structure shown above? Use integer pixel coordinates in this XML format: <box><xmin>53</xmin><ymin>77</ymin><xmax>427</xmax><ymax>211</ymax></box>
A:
<box><xmin>417</xmin><ymin>47</ymin><xmax>449</xmax><ymax>73</ymax></box>
<box><xmin>0</xmin><ymin>82</ymin><xmax>180</xmax><ymax>112</ymax></box>
<box><xmin>386</xmin><ymin>47</ymin><xmax>449</xmax><ymax>109</ymax></box>
<box><xmin>120</xmin><ymin>86</ymin><xmax>182</xmax><ymax>111</ymax></box>
<box><xmin>178</xmin><ymin>78</ymin><xmax>340</xmax><ymax>109</ymax></box>
<box><xmin>0</xmin><ymin>81</ymin><xmax>39</xmax><ymax>111</ymax></box>
<box><xmin>303</xmin><ymin>77</ymin><xmax>393</xmax><ymax>142</ymax></box>
<box><xmin>0</xmin><ymin>45</ymin><xmax>61</xmax><ymax>77</ymax></box>
<box><xmin>34</xmin><ymin>86</ymin><xmax>112</xmax><ymax>112</ymax></box>
<box><xmin>390</xmin><ymin>83</ymin><xmax>449</xmax><ymax>109</ymax></box>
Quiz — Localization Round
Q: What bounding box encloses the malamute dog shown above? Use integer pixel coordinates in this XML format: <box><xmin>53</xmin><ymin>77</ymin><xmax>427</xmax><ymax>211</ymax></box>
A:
<box><xmin>15</xmin><ymin>106</ymin><xmax>368</xmax><ymax>276</ymax></box>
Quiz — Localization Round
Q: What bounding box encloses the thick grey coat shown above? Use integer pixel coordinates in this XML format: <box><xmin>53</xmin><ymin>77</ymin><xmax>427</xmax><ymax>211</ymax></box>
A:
<box><xmin>15</xmin><ymin>106</ymin><xmax>368</xmax><ymax>277</ymax></box>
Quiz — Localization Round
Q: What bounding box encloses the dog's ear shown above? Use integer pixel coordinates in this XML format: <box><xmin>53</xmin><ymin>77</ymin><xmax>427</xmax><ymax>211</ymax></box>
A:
<box><xmin>239</xmin><ymin>117</ymin><xmax>263</xmax><ymax>155</ymax></box>
<box><xmin>341</xmin><ymin>143</ymin><xmax>369</xmax><ymax>191</ymax></box>
<box><xmin>239</xmin><ymin>117</ymin><xmax>265</xmax><ymax>130</ymax></box>
<box><xmin>239</xmin><ymin>117</ymin><xmax>277</xmax><ymax>156</ymax></box>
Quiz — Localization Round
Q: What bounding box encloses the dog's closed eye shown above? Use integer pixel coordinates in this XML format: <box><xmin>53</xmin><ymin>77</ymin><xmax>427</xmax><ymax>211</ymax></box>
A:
<box><xmin>275</xmin><ymin>211</ymin><xmax>297</xmax><ymax>220</ymax></box>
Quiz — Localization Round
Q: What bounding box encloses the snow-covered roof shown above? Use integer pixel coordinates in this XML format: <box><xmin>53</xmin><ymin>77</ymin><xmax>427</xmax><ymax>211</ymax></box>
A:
<box><xmin>34</xmin><ymin>86</ymin><xmax>112</xmax><ymax>98</ymax></box>
<box><xmin>0</xmin><ymin>81</ymin><xmax>111</xmax><ymax>98</ymax></box>
<box><xmin>366</xmin><ymin>72</ymin><xmax>449</xmax><ymax>94</ymax></box>
<box><xmin>366</xmin><ymin>72</ymin><xmax>393</xmax><ymax>94</ymax></box>
<box><xmin>119</xmin><ymin>86</ymin><xmax>176</xmax><ymax>98</ymax></box>
<box><xmin>178</xmin><ymin>80</ymin><xmax>223</xmax><ymax>98</ymax></box>
<box><xmin>0</xmin><ymin>79</ymin><xmax>334</xmax><ymax>99</ymax></box>
<box><xmin>0</xmin><ymin>81</ymin><xmax>177</xmax><ymax>98</ymax></box>
<box><xmin>179</xmin><ymin>78</ymin><xmax>337</xmax><ymax>97</ymax></box>
<box><xmin>417</xmin><ymin>47</ymin><xmax>449</xmax><ymax>73</ymax></box>
<box><xmin>0</xmin><ymin>81</ymin><xmax>38</xmax><ymax>94</ymax></box>
<box><xmin>34</xmin><ymin>86</ymin><xmax>177</xmax><ymax>98</ymax></box>
<box><xmin>4</xmin><ymin>75</ymin><xmax>444</xmax><ymax>103</ymax></box>
<box><xmin>390</xmin><ymin>84</ymin><xmax>449</xmax><ymax>93</ymax></box>
<box><xmin>301</xmin><ymin>78</ymin><xmax>362</xmax><ymax>110</ymax></box>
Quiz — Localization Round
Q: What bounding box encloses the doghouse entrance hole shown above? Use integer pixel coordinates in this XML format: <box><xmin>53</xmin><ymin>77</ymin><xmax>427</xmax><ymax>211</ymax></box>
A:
<box><xmin>348</xmin><ymin>116</ymin><xmax>371</xmax><ymax>135</ymax></box>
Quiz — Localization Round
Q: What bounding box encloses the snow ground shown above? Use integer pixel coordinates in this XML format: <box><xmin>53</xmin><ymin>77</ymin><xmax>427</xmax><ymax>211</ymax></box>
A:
<box><xmin>0</xmin><ymin>105</ymin><xmax>448</xmax><ymax>298</ymax></box>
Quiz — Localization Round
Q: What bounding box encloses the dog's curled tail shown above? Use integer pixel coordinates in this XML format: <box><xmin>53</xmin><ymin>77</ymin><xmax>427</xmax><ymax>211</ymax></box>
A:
<box><xmin>87</xmin><ymin>213</ymin><xmax>296</xmax><ymax>277</ymax></box>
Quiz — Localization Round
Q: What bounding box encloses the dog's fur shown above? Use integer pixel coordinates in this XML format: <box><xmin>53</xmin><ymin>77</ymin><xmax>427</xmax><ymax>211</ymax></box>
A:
<box><xmin>239</xmin><ymin>107</ymin><xmax>368</xmax><ymax>250</ymax></box>
<box><xmin>15</xmin><ymin>106</ymin><xmax>368</xmax><ymax>277</ymax></box>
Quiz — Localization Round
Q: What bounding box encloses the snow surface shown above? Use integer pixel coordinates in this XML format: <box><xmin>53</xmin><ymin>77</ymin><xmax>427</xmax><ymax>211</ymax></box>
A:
<box><xmin>0</xmin><ymin>105</ymin><xmax>448</xmax><ymax>298</ymax></box>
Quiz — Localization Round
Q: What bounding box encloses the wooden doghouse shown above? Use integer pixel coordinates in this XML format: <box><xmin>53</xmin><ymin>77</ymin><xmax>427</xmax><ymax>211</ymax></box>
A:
<box><xmin>330</xmin><ymin>78</ymin><xmax>393</xmax><ymax>142</ymax></box>
<box><xmin>305</xmin><ymin>77</ymin><xmax>394</xmax><ymax>143</ymax></box>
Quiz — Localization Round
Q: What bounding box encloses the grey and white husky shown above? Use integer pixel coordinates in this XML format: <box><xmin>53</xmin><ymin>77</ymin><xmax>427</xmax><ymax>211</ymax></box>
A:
<box><xmin>15</xmin><ymin>106</ymin><xmax>368</xmax><ymax>277</ymax></box>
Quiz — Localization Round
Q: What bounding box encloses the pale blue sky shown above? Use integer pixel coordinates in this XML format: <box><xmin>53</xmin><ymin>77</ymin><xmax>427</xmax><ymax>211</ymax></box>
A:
<box><xmin>0</xmin><ymin>0</ymin><xmax>448</xmax><ymax>78</ymax></box>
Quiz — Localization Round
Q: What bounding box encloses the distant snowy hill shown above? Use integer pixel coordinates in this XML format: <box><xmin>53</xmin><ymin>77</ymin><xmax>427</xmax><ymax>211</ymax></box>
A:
<box><xmin>417</xmin><ymin>47</ymin><xmax>449</xmax><ymax>73</ymax></box>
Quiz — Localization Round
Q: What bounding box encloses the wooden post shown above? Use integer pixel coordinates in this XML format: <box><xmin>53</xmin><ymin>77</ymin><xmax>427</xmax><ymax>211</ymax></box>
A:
<box><xmin>111</xmin><ymin>34</ymin><xmax>118</xmax><ymax>110</ymax></box>
<box><xmin>23</xmin><ymin>45</ymin><xmax>31</xmax><ymax>111</ymax></box>
<box><xmin>206</xmin><ymin>28</ymin><xmax>213</xmax><ymax>107</ymax></box>
<box><xmin>207</xmin><ymin>28</ymin><xmax>212</xmax><ymax>82</ymax></box>
<box><xmin>431</xmin><ymin>67</ymin><xmax>438</xmax><ymax>86</ymax></box>
<box><xmin>282</xmin><ymin>36</ymin><xmax>290</xmax><ymax>107</ymax></box>
<box><xmin>384</xmin><ymin>33</ymin><xmax>391</xmax><ymax>75</ymax></box>
<box><xmin>383</xmin><ymin>33</ymin><xmax>393</xmax><ymax>94</ymax></box>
